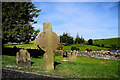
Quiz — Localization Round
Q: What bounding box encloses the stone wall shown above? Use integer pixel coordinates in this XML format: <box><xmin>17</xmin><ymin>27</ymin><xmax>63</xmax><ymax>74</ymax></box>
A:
<box><xmin>55</xmin><ymin>50</ymin><xmax>120</xmax><ymax>60</ymax></box>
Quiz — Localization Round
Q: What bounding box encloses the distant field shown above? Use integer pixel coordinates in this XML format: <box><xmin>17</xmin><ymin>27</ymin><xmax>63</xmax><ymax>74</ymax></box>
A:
<box><xmin>94</xmin><ymin>38</ymin><xmax>120</xmax><ymax>47</ymax></box>
<box><xmin>4</xmin><ymin>41</ymin><xmax>110</xmax><ymax>51</ymax></box>
<box><xmin>4</xmin><ymin>37</ymin><xmax>119</xmax><ymax>50</ymax></box>
<box><xmin>62</xmin><ymin>44</ymin><xmax>109</xmax><ymax>51</ymax></box>
<box><xmin>4</xmin><ymin>41</ymin><xmax>38</xmax><ymax>49</ymax></box>
<box><xmin>2</xmin><ymin>55</ymin><xmax>119</xmax><ymax>78</ymax></box>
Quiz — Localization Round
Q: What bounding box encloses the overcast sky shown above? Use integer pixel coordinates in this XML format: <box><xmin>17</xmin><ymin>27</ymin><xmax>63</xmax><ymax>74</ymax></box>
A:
<box><xmin>32</xmin><ymin>2</ymin><xmax>118</xmax><ymax>40</ymax></box>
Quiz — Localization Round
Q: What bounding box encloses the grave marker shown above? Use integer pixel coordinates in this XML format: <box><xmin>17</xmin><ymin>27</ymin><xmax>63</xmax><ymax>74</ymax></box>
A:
<box><xmin>36</xmin><ymin>22</ymin><xmax>60</xmax><ymax>71</ymax></box>
<box><xmin>69</xmin><ymin>50</ymin><xmax>78</xmax><ymax>61</ymax></box>
<box><xmin>16</xmin><ymin>49</ymin><xmax>31</xmax><ymax>67</ymax></box>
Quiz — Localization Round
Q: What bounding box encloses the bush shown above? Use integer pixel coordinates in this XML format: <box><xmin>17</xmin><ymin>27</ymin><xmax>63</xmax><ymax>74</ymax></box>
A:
<box><xmin>87</xmin><ymin>39</ymin><xmax>93</xmax><ymax>45</ymax></box>
<box><xmin>85</xmin><ymin>47</ymin><xmax>92</xmax><ymax>52</ymax></box>
<box><xmin>95</xmin><ymin>44</ymin><xmax>100</xmax><ymax>47</ymax></box>
<box><xmin>97</xmin><ymin>45</ymin><xmax>100</xmax><ymax>47</ymax></box>
<box><xmin>71</xmin><ymin>46</ymin><xmax>79</xmax><ymax>51</ymax></box>
<box><xmin>101</xmin><ymin>44</ymin><xmax>104</xmax><ymax>47</ymax></box>
<box><xmin>57</xmin><ymin>43</ymin><xmax>65</xmax><ymax>50</ymax></box>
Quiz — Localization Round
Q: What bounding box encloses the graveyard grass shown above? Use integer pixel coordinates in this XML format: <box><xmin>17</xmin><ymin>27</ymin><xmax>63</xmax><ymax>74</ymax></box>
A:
<box><xmin>2</xmin><ymin>55</ymin><xmax>119</xmax><ymax>78</ymax></box>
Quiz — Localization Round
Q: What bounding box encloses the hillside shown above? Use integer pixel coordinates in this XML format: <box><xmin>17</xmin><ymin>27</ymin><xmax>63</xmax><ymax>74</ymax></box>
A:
<box><xmin>4</xmin><ymin>38</ymin><xmax>119</xmax><ymax>50</ymax></box>
<box><xmin>62</xmin><ymin>44</ymin><xmax>109</xmax><ymax>51</ymax></box>
<box><xmin>93</xmin><ymin>38</ymin><xmax>120</xmax><ymax>47</ymax></box>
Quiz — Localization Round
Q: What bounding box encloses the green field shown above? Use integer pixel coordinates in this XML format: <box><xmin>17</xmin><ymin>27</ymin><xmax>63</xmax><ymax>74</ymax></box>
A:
<box><xmin>4</xmin><ymin>41</ymin><xmax>38</xmax><ymax>49</ymax></box>
<box><xmin>2</xmin><ymin>55</ymin><xmax>119</xmax><ymax>78</ymax></box>
<box><xmin>94</xmin><ymin>38</ymin><xmax>120</xmax><ymax>47</ymax></box>
<box><xmin>4</xmin><ymin>41</ymin><xmax>110</xmax><ymax>51</ymax></box>
<box><xmin>62</xmin><ymin>44</ymin><xmax>109</xmax><ymax>51</ymax></box>
<box><xmin>4</xmin><ymin>37</ymin><xmax>119</xmax><ymax>51</ymax></box>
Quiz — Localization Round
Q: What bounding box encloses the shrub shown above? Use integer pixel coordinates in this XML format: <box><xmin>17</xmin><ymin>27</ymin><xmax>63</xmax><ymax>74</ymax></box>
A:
<box><xmin>95</xmin><ymin>44</ymin><xmax>100</xmax><ymax>47</ymax></box>
<box><xmin>85</xmin><ymin>47</ymin><xmax>92</xmax><ymax>52</ymax></box>
<box><xmin>87</xmin><ymin>39</ymin><xmax>93</xmax><ymax>45</ymax></box>
<box><xmin>57</xmin><ymin>43</ymin><xmax>65</xmax><ymax>50</ymax></box>
<box><xmin>101</xmin><ymin>44</ymin><xmax>105</xmax><ymax>47</ymax></box>
<box><xmin>71</xmin><ymin>46</ymin><xmax>79</xmax><ymax>51</ymax></box>
<box><xmin>97</xmin><ymin>45</ymin><xmax>100</xmax><ymax>47</ymax></box>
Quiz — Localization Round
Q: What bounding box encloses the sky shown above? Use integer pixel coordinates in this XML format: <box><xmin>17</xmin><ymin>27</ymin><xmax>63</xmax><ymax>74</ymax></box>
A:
<box><xmin>32</xmin><ymin>2</ymin><xmax>118</xmax><ymax>40</ymax></box>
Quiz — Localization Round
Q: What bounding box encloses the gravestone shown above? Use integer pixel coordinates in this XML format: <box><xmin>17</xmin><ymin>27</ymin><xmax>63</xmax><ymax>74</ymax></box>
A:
<box><xmin>16</xmin><ymin>49</ymin><xmax>31</xmax><ymax>67</ymax></box>
<box><xmin>63</xmin><ymin>51</ymin><xmax>67</xmax><ymax>58</ymax></box>
<box><xmin>69</xmin><ymin>50</ymin><xmax>78</xmax><ymax>61</ymax></box>
<box><xmin>36</xmin><ymin>22</ymin><xmax>60</xmax><ymax>71</ymax></box>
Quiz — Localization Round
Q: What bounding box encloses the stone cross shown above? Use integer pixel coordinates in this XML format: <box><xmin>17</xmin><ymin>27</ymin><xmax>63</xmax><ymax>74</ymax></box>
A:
<box><xmin>36</xmin><ymin>22</ymin><xmax>60</xmax><ymax>71</ymax></box>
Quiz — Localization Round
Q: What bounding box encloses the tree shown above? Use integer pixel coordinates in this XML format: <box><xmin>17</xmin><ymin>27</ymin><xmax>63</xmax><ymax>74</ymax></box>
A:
<box><xmin>87</xmin><ymin>39</ymin><xmax>93</xmax><ymax>45</ymax></box>
<box><xmin>2</xmin><ymin>2</ymin><xmax>41</xmax><ymax>44</ymax></box>
<box><xmin>75</xmin><ymin>33</ymin><xmax>81</xmax><ymax>44</ymax></box>
<box><xmin>71</xmin><ymin>46</ymin><xmax>79</xmax><ymax>51</ymax></box>
<box><xmin>75</xmin><ymin>33</ymin><xmax>85</xmax><ymax>44</ymax></box>
<box><xmin>80</xmin><ymin>36</ymin><xmax>84</xmax><ymax>43</ymax></box>
<box><xmin>60</xmin><ymin>32</ymin><xmax>73</xmax><ymax>45</ymax></box>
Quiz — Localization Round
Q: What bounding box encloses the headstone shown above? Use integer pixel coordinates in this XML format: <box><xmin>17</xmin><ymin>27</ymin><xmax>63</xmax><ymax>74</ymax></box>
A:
<box><xmin>63</xmin><ymin>51</ymin><xmax>67</xmax><ymax>58</ymax></box>
<box><xmin>69</xmin><ymin>50</ymin><xmax>78</xmax><ymax>61</ymax></box>
<box><xmin>16</xmin><ymin>49</ymin><xmax>31</xmax><ymax>67</ymax></box>
<box><xmin>67</xmin><ymin>51</ymin><xmax>71</xmax><ymax>56</ymax></box>
<box><xmin>36</xmin><ymin>22</ymin><xmax>60</xmax><ymax>71</ymax></box>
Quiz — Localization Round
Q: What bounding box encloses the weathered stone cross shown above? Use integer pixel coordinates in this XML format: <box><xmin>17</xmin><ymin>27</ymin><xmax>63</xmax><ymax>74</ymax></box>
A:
<box><xmin>36</xmin><ymin>22</ymin><xmax>60</xmax><ymax>71</ymax></box>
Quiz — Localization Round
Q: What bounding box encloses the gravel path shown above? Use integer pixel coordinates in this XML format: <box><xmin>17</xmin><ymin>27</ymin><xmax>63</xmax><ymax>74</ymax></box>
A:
<box><xmin>2</xmin><ymin>68</ymin><xmax>65</xmax><ymax>80</ymax></box>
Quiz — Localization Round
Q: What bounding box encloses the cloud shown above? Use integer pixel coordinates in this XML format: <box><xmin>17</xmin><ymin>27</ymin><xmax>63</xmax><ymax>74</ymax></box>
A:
<box><xmin>33</xmin><ymin>2</ymin><xmax>118</xmax><ymax>40</ymax></box>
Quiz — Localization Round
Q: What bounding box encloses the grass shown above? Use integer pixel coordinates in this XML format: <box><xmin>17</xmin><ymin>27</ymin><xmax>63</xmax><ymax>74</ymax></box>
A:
<box><xmin>4</xmin><ymin>41</ymin><xmax>38</xmax><ymax>49</ymax></box>
<box><xmin>94</xmin><ymin>38</ymin><xmax>120</xmax><ymax>47</ymax></box>
<box><xmin>4</xmin><ymin>37</ymin><xmax>120</xmax><ymax>50</ymax></box>
<box><xmin>2</xmin><ymin>55</ymin><xmax>119</xmax><ymax>78</ymax></box>
<box><xmin>4</xmin><ymin>41</ymin><xmax>110</xmax><ymax>51</ymax></box>
<box><xmin>62</xmin><ymin>44</ymin><xmax>109</xmax><ymax>51</ymax></box>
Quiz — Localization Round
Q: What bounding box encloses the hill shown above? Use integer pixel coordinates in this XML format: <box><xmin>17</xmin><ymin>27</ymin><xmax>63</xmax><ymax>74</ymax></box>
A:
<box><xmin>93</xmin><ymin>38</ymin><xmax>120</xmax><ymax>47</ymax></box>
<box><xmin>62</xmin><ymin>44</ymin><xmax>109</xmax><ymax>51</ymax></box>
<box><xmin>4</xmin><ymin>37</ymin><xmax>119</xmax><ymax>50</ymax></box>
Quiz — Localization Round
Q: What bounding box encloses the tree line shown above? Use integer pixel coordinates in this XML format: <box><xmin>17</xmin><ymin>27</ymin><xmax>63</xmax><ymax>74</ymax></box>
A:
<box><xmin>60</xmin><ymin>33</ymin><xmax>118</xmax><ymax>50</ymax></box>
<box><xmin>60</xmin><ymin>32</ymin><xmax>93</xmax><ymax>46</ymax></box>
